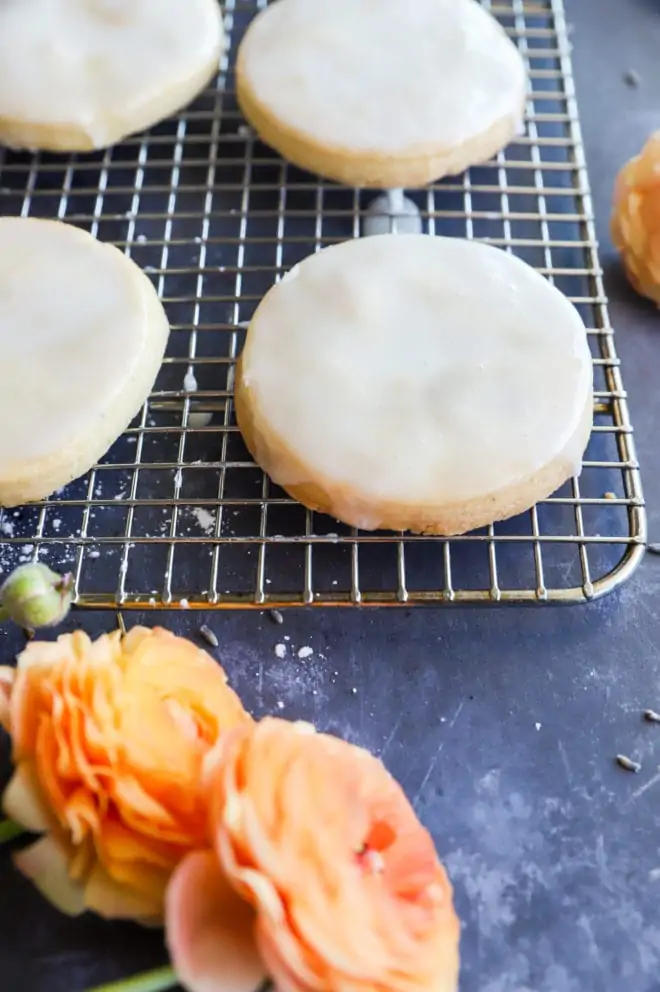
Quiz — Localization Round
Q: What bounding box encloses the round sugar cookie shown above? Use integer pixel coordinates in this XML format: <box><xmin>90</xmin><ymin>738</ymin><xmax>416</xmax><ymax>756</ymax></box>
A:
<box><xmin>235</xmin><ymin>235</ymin><xmax>593</xmax><ymax>535</ymax></box>
<box><xmin>0</xmin><ymin>0</ymin><xmax>224</xmax><ymax>152</ymax></box>
<box><xmin>0</xmin><ymin>218</ymin><xmax>170</xmax><ymax>506</ymax></box>
<box><xmin>237</xmin><ymin>0</ymin><xmax>527</xmax><ymax>188</ymax></box>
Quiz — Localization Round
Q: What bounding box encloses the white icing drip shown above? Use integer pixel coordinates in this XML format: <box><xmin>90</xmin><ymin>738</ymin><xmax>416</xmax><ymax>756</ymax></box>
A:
<box><xmin>363</xmin><ymin>191</ymin><xmax>422</xmax><ymax>237</ymax></box>
<box><xmin>188</xmin><ymin>410</ymin><xmax>213</xmax><ymax>428</ymax></box>
<box><xmin>281</xmin><ymin>265</ymin><xmax>301</xmax><ymax>283</ymax></box>
<box><xmin>239</xmin><ymin>0</ymin><xmax>526</xmax><ymax>155</ymax></box>
<box><xmin>183</xmin><ymin>368</ymin><xmax>198</xmax><ymax>393</ymax></box>
<box><xmin>240</xmin><ymin>235</ymin><xmax>592</xmax><ymax>507</ymax></box>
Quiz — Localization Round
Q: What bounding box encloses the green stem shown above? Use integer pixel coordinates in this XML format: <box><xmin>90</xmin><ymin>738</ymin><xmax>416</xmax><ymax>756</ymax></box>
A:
<box><xmin>85</xmin><ymin>966</ymin><xmax>178</xmax><ymax>992</ymax></box>
<box><xmin>0</xmin><ymin>818</ymin><xmax>24</xmax><ymax>843</ymax></box>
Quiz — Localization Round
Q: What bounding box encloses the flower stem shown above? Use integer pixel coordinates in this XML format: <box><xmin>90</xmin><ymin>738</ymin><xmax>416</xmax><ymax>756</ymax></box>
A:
<box><xmin>0</xmin><ymin>818</ymin><xmax>24</xmax><ymax>843</ymax></box>
<box><xmin>86</xmin><ymin>966</ymin><xmax>178</xmax><ymax>992</ymax></box>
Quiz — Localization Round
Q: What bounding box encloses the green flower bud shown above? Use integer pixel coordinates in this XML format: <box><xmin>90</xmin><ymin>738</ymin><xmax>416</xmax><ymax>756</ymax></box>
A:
<box><xmin>0</xmin><ymin>563</ymin><xmax>73</xmax><ymax>630</ymax></box>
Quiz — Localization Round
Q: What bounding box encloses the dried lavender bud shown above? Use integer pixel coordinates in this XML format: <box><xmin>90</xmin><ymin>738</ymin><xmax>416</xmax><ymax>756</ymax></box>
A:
<box><xmin>616</xmin><ymin>754</ymin><xmax>641</xmax><ymax>773</ymax></box>
<box><xmin>198</xmin><ymin>624</ymin><xmax>219</xmax><ymax>648</ymax></box>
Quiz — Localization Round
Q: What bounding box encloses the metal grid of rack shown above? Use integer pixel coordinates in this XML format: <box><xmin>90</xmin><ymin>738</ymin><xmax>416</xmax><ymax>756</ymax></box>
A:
<box><xmin>0</xmin><ymin>0</ymin><xmax>646</xmax><ymax>608</ymax></box>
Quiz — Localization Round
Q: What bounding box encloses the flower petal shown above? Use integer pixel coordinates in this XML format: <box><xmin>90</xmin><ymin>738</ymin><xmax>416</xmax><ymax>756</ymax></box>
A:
<box><xmin>2</xmin><ymin>763</ymin><xmax>51</xmax><ymax>833</ymax></box>
<box><xmin>13</xmin><ymin>835</ymin><xmax>85</xmax><ymax>916</ymax></box>
<box><xmin>84</xmin><ymin>862</ymin><xmax>164</xmax><ymax>923</ymax></box>
<box><xmin>0</xmin><ymin>665</ymin><xmax>15</xmax><ymax>730</ymax></box>
<box><xmin>166</xmin><ymin>850</ymin><xmax>265</xmax><ymax>992</ymax></box>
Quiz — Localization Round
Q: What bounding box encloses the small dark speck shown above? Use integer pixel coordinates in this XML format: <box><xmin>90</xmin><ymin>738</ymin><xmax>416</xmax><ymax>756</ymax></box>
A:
<box><xmin>198</xmin><ymin>624</ymin><xmax>219</xmax><ymax>648</ymax></box>
<box><xmin>644</xmin><ymin>709</ymin><xmax>660</xmax><ymax>723</ymax></box>
<box><xmin>623</xmin><ymin>69</ymin><xmax>641</xmax><ymax>88</ymax></box>
<box><xmin>616</xmin><ymin>754</ymin><xmax>641</xmax><ymax>773</ymax></box>
<box><xmin>269</xmin><ymin>609</ymin><xmax>284</xmax><ymax>625</ymax></box>
<box><xmin>647</xmin><ymin>543</ymin><xmax>660</xmax><ymax>555</ymax></box>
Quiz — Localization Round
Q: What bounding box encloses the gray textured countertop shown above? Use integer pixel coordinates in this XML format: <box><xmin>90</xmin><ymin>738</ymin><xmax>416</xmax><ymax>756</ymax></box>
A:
<box><xmin>2</xmin><ymin>2</ymin><xmax>660</xmax><ymax>991</ymax></box>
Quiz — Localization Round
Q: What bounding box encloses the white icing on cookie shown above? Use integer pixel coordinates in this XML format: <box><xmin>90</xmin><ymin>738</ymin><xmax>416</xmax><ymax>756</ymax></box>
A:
<box><xmin>238</xmin><ymin>0</ymin><xmax>526</xmax><ymax>156</ymax></box>
<box><xmin>237</xmin><ymin>235</ymin><xmax>593</xmax><ymax>532</ymax></box>
<box><xmin>0</xmin><ymin>218</ymin><xmax>170</xmax><ymax>505</ymax></box>
<box><xmin>0</xmin><ymin>0</ymin><xmax>224</xmax><ymax>150</ymax></box>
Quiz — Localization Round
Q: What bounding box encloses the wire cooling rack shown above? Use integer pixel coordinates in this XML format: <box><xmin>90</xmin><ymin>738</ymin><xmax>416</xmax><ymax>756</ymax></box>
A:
<box><xmin>0</xmin><ymin>0</ymin><xmax>646</xmax><ymax>608</ymax></box>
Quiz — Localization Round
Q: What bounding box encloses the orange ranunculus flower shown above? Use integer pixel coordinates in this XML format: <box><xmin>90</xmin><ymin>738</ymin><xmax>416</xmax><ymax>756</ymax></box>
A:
<box><xmin>612</xmin><ymin>131</ymin><xmax>660</xmax><ymax>305</ymax></box>
<box><xmin>167</xmin><ymin>717</ymin><xmax>460</xmax><ymax>992</ymax></box>
<box><xmin>0</xmin><ymin>626</ymin><xmax>250</xmax><ymax>923</ymax></box>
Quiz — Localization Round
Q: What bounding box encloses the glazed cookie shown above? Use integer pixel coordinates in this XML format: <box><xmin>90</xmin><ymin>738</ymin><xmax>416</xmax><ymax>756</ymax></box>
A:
<box><xmin>0</xmin><ymin>0</ymin><xmax>224</xmax><ymax>152</ymax></box>
<box><xmin>0</xmin><ymin>218</ymin><xmax>170</xmax><ymax>505</ymax></box>
<box><xmin>235</xmin><ymin>235</ymin><xmax>593</xmax><ymax>535</ymax></box>
<box><xmin>237</xmin><ymin>0</ymin><xmax>527</xmax><ymax>187</ymax></box>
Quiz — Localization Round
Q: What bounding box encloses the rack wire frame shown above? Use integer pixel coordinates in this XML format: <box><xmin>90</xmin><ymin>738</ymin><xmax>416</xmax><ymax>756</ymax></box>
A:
<box><xmin>0</xmin><ymin>0</ymin><xmax>646</xmax><ymax>609</ymax></box>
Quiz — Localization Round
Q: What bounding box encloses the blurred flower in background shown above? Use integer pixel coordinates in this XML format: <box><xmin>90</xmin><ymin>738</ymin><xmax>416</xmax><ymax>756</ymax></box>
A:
<box><xmin>612</xmin><ymin>130</ymin><xmax>660</xmax><ymax>305</ymax></box>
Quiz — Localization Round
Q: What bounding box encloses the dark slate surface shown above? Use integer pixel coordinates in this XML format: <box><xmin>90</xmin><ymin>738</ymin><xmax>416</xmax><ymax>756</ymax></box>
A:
<box><xmin>3</xmin><ymin>2</ymin><xmax>660</xmax><ymax>990</ymax></box>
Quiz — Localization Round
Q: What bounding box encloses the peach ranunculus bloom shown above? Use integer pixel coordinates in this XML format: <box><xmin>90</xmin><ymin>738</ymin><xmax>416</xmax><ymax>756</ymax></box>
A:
<box><xmin>612</xmin><ymin>131</ymin><xmax>660</xmax><ymax>305</ymax></box>
<box><xmin>0</xmin><ymin>625</ymin><xmax>251</xmax><ymax>924</ymax></box>
<box><xmin>167</xmin><ymin>717</ymin><xmax>460</xmax><ymax>992</ymax></box>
